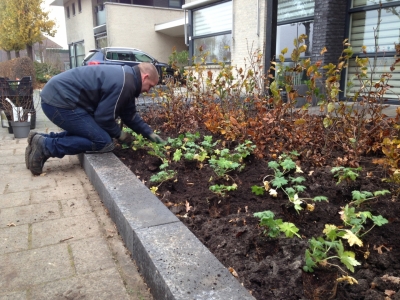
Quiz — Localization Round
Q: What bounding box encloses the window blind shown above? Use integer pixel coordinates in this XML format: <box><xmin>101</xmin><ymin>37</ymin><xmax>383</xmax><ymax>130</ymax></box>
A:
<box><xmin>278</xmin><ymin>0</ymin><xmax>315</xmax><ymax>22</ymax></box>
<box><xmin>352</xmin><ymin>0</ymin><xmax>395</xmax><ymax>8</ymax></box>
<box><xmin>350</xmin><ymin>8</ymin><xmax>400</xmax><ymax>52</ymax></box>
<box><xmin>193</xmin><ymin>1</ymin><xmax>232</xmax><ymax>37</ymax></box>
<box><xmin>346</xmin><ymin>57</ymin><xmax>400</xmax><ymax>99</ymax></box>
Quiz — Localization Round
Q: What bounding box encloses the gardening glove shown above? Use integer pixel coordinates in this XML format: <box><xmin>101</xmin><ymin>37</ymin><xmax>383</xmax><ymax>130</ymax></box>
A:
<box><xmin>148</xmin><ymin>133</ymin><xmax>165</xmax><ymax>144</ymax></box>
<box><xmin>118</xmin><ymin>131</ymin><xmax>135</xmax><ymax>145</ymax></box>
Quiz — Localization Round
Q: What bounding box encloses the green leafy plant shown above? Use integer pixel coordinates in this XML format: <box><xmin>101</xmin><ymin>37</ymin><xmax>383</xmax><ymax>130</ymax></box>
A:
<box><xmin>331</xmin><ymin>166</ymin><xmax>362</xmax><ymax>185</ymax></box>
<box><xmin>339</xmin><ymin>204</ymin><xmax>388</xmax><ymax>237</ymax></box>
<box><xmin>169</xmin><ymin>132</ymin><xmax>211</xmax><ymax>163</ymax></box>
<box><xmin>263</xmin><ymin>152</ymin><xmax>328</xmax><ymax>212</ymax></box>
<box><xmin>251</xmin><ymin>185</ymin><xmax>265</xmax><ymax>196</ymax></box>
<box><xmin>303</xmin><ymin>227</ymin><xmax>360</xmax><ymax>274</ymax></box>
<box><xmin>350</xmin><ymin>189</ymin><xmax>390</xmax><ymax>207</ymax></box>
<box><xmin>304</xmin><ymin>204</ymin><xmax>388</xmax><ymax>278</ymax></box>
<box><xmin>150</xmin><ymin>170</ymin><xmax>176</xmax><ymax>184</ymax></box>
<box><xmin>209</xmin><ymin>183</ymin><xmax>238</xmax><ymax>198</ymax></box>
<box><xmin>254</xmin><ymin>210</ymin><xmax>300</xmax><ymax>238</ymax></box>
<box><xmin>209</xmin><ymin>156</ymin><xmax>241</xmax><ymax>178</ymax></box>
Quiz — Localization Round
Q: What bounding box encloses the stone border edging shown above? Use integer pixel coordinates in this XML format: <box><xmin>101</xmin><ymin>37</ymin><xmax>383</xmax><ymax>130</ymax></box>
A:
<box><xmin>79</xmin><ymin>152</ymin><xmax>255</xmax><ymax>300</ymax></box>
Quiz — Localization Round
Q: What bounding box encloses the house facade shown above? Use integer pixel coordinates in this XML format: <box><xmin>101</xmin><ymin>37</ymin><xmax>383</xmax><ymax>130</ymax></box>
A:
<box><xmin>50</xmin><ymin>0</ymin><xmax>188</xmax><ymax>68</ymax></box>
<box><xmin>52</xmin><ymin>0</ymin><xmax>399</xmax><ymax>102</ymax></box>
<box><xmin>182</xmin><ymin>0</ymin><xmax>399</xmax><ymax>102</ymax></box>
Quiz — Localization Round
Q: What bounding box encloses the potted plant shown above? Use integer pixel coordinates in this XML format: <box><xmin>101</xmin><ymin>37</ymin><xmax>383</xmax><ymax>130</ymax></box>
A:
<box><xmin>0</xmin><ymin>76</ymin><xmax>36</xmax><ymax>138</ymax></box>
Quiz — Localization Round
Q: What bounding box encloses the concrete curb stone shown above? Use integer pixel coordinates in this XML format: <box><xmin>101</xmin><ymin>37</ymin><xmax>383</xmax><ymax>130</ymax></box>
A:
<box><xmin>79</xmin><ymin>152</ymin><xmax>255</xmax><ymax>300</ymax></box>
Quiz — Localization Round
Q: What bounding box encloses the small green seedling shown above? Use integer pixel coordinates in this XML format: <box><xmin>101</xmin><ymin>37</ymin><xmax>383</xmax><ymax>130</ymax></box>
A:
<box><xmin>263</xmin><ymin>152</ymin><xmax>328</xmax><ymax>213</ymax></box>
<box><xmin>150</xmin><ymin>170</ymin><xmax>176</xmax><ymax>184</ymax></box>
<box><xmin>251</xmin><ymin>185</ymin><xmax>265</xmax><ymax>196</ymax></box>
<box><xmin>254</xmin><ymin>210</ymin><xmax>300</xmax><ymax>238</ymax></box>
<box><xmin>304</xmin><ymin>203</ymin><xmax>389</xmax><ymax>281</ymax></box>
<box><xmin>209</xmin><ymin>157</ymin><xmax>241</xmax><ymax>178</ymax></box>
<box><xmin>350</xmin><ymin>189</ymin><xmax>390</xmax><ymax>207</ymax></box>
<box><xmin>209</xmin><ymin>183</ymin><xmax>238</xmax><ymax>197</ymax></box>
<box><xmin>331</xmin><ymin>166</ymin><xmax>362</xmax><ymax>185</ymax></box>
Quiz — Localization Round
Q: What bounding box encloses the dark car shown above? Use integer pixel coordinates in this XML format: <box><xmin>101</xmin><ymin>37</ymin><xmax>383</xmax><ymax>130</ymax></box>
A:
<box><xmin>82</xmin><ymin>47</ymin><xmax>175</xmax><ymax>84</ymax></box>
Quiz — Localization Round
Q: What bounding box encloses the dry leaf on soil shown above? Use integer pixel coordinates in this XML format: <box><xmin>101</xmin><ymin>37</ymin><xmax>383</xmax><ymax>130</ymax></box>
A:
<box><xmin>229</xmin><ymin>267</ymin><xmax>238</xmax><ymax>277</ymax></box>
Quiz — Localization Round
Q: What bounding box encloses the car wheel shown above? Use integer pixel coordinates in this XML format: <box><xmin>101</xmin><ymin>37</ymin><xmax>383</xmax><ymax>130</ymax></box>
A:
<box><xmin>162</xmin><ymin>72</ymin><xmax>175</xmax><ymax>85</ymax></box>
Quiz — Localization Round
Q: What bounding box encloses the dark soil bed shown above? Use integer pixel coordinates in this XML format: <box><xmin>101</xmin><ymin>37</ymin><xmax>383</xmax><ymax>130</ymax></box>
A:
<box><xmin>113</xmin><ymin>141</ymin><xmax>400</xmax><ymax>300</ymax></box>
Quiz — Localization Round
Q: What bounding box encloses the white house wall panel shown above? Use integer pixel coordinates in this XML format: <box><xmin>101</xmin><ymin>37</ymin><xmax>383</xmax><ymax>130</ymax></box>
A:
<box><xmin>64</xmin><ymin>0</ymin><xmax>96</xmax><ymax>51</ymax></box>
<box><xmin>105</xmin><ymin>3</ymin><xmax>186</xmax><ymax>63</ymax></box>
<box><xmin>232</xmin><ymin>0</ymin><xmax>267</xmax><ymax>69</ymax></box>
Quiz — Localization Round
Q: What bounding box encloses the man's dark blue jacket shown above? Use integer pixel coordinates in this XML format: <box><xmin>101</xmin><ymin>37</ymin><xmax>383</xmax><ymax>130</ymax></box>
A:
<box><xmin>40</xmin><ymin>65</ymin><xmax>153</xmax><ymax>139</ymax></box>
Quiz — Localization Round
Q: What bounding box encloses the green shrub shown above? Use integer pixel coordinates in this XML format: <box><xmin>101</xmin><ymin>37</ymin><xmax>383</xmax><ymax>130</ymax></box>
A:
<box><xmin>34</xmin><ymin>61</ymin><xmax>61</xmax><ymax>83</ymax></box>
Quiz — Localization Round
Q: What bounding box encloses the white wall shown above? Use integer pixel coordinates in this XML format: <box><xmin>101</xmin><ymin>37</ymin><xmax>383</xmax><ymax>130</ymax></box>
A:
<box><xmin>64</xmin><ymin>0</ymin><xmax>96</xmax><ymax>51</ymax></box>
<box><xmin>232</xmin><ymin>0</ymin><xmax>266</xmax><ymax>71</ymax></box>
<box><xmin>106</xmin><ymin>3</ymin><xmax>186</xmax><ymax>63</ymax></box>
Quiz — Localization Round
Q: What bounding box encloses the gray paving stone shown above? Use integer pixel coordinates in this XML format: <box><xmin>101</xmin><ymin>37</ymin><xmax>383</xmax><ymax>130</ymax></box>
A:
<box><xmin>0</xmin><ymin>191</ymin><xmax>30</xmax><ymax>209</ymax></box>
<box><xmin>0</xmin><ymin>291</ymin><xmax>27</xmax><ymax>300</ymax></box>
<box><xmin>30</xmin><ymin>184</ymin><xmax>86</xmax><ymax>204</ymax></box>
<box><xmin>0</xmin><ymin>201</ymin><xmax>60</xmax><ymax>228</ymax></box>
<box><xmin>69</xmin><ymin>236</ymin><xmax>116</xmax><ymax>275</ymax></box>
<box><xmin>31</xmin><ymin>215</ymin><xmax>101</xmax><ymax>248</ymax></box>
<box><xmin>0</xmin><ymin>155</ymin><xmax>25</xmax><ymax>165</ymax></box>
<box><xmin>8</xmin><ymin>163</ymin><xmax>29</xmax><ymax>174</ymax></box>
<box><xmin>29</xmin><ymin>268</ymin><xmax>130</xmax><ymax>300</ymax></box>
<box><xmin>60</xmin><ymin>197</ymin><xmax>93</xmax><ymax>217</ymax></box>
<box><xmin>2</xmin><ymin>176</ymin><xmax>56</xmax><ymax>194</ymax></box>
<box><xmin>0</xmin><ymin>243</ymin><xmax>73</xmax><ymax>292</ymax></box>
<box><xmin>0</xmin><ymin>149</ymin><xmax>13</xmax><ymax>156</ymax></box>
<box><xmin>0</xmin><ymin>225</ymin><xmax>29</xmax><ymax>254</ymax></box>
<box><xmin>0</xmin><ymin>141</ymin><xmax>21</xmax><ymax>150</ymax></box>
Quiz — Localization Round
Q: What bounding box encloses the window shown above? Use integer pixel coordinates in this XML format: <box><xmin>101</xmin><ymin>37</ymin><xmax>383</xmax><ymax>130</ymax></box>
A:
<box><xmin>72</xmin><ymin>3</ymin><xmax>76</xmax><ymax>16</ymax></box>
<box><xmin>69</xmin><ymin>41</ymin><xmax>85</xmax><ymax>68</ymax></box>
<box><xmin>106</xmin><ymin>51</ymin><xmax>135</xmax><ymax>61</ymax></box>
<box><xmin>135</xmin><ymin>53</ymin><xmax>153</xmax><ymax>62</ymax></box>
<box><xmin>276</xmin><ymin>0</ymin><xmax>315</xmax><ymax>85</ymax></box>
<box><xmin>95</xmin><ymin>33</ymin><xmax>107</xmax><ymax>49</ymax></box>
<box><xmin>192</xmin><ymin>1</ymin><xmax>232</xmax><ymax>63</ymax></box>
<box><xmin>132</xmin><ymin>0</ymin><xmax>183</xmax><ymax>7</ymax></box>
<box><xmin>78</xmin><ymin>0</ymin><xmax>82</xmax><ymax>12</ymax></box>
<box><xmin>66</xmin><ymin>6</ymin><xmax>70</xmax><ymax>18</ymax></box>
<box><xmin>169</xmin><ymin>0</ymin><xmax>182</xmax><ymax>8</ymax></box>
<box><xmin>346</xmin><ymin>2</ymin><xmax>400</xmax><ymax>100</ymax></box>
<box><xmin>277</xmin><ymin>0</ymin><xmax>314</xmax><ymax>60</ymax></box>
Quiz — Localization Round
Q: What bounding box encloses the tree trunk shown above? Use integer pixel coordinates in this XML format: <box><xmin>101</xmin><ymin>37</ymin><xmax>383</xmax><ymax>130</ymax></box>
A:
<box><xmin>15</xmin><ymin>51</ymin><xmax>20</xmax><ymax>58</ymax></box>
<box><xmin>26</xmin><ymin>45</ymin><xmax>33</xmax><ymax>60</ymax></box>
<box><xmin>6</xmin><ymin>51</ymin><xmax>11</xmax><ymax>60</ymax></box>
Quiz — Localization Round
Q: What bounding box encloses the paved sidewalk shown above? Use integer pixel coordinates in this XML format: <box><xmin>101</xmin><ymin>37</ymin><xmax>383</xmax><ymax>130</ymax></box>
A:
<box><xmin>0</xmin><ymin>92</ymin><xmax>153</xmax><ymax>300</ymax></box>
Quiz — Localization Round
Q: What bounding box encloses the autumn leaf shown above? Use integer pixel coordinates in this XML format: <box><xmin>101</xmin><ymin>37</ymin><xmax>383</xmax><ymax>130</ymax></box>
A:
<box><xmin>337</xmin><ymin>275</ymin><xmax>358</xmax><ymax>285</ymax></box>
<box><xmin>342</xmin><ymin>229</ymin><xmax>363</xmax><ymax>247</ymax></box>
<box><xmin>229</xmin><ymin>267</ymin><xmax>238</xmax><ymax>277</ymax></box>
<box><xmin>185</xmin><ymin>200</ymin><xmax>192</xmax><ymax>212</ymax></box>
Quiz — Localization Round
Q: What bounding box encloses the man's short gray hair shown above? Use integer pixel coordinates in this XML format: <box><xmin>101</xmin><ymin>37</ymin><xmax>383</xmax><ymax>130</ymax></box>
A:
<box><xmin>138</xmin><ymin>62</ymin><xmax>159</xmax><ymax>82</ymax></box>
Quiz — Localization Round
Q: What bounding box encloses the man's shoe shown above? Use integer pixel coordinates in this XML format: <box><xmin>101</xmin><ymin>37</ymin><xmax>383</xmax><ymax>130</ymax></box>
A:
<box><xmin>25</xmin><ymin>131</ymin><xmax>38</xmax><ymax>169</ymax></box>
<box><xmin>29</xmin><ymin>135</ymin><xmax>49</xmax><ymax>175</ymax></box>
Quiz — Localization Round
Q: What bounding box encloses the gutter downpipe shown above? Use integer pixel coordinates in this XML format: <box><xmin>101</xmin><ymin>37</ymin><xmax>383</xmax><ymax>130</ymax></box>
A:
<box><xmin>264</xmin><ymin>0</ymin><xmax>277</xmax><ymax>93</ymax></box>
<box><xmin>184</xmin><ymin>9</ymin><xmax>189</xmax><ymax>46</ymax></box>
<box><xmin>257</xmin><ymin>0</ymin><xmax>259</xmax><ymax>36</ymax></box>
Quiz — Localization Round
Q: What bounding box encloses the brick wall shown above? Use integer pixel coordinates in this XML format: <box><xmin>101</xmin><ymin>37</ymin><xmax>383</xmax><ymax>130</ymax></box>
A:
<box><xmin>312</xmin><ymin>0</ymin><xmax>348</xmax><ymax>66</ymax></box>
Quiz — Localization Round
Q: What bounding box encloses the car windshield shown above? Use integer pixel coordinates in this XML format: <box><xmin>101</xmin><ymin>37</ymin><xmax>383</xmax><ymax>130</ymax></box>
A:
<box><xmin>106</xmin><ymin>51</ymin><xmax>136</xmax><ymax>62</ymax></box>
<box><xmin>83</xmin><ymin>51</ymin><xmax>97</xmax><ymax>62</ymax></box>
<box><xmin>135</xmin><ymin>53</ymin><xmax>153</xmax><ymax>63</ymax></box>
